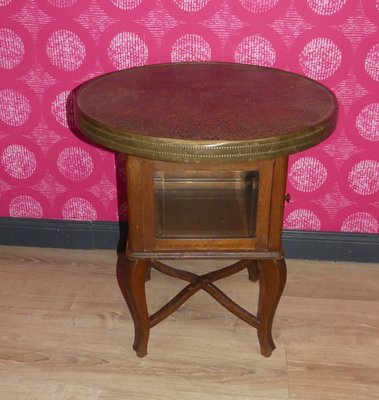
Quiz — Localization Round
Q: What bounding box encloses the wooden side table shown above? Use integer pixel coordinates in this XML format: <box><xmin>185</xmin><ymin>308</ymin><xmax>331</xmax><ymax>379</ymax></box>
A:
<box><xmin>75</xmin><ymin>62</ymin><xmax>338</xmax><ymax>358</ymax></box>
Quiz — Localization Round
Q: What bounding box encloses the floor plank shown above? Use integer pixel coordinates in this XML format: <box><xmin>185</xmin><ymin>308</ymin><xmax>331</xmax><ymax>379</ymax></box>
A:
<box><xmin>0</xmin><ymin>246</ymin><xmax>378</xmax><ymax>399</ymax></box>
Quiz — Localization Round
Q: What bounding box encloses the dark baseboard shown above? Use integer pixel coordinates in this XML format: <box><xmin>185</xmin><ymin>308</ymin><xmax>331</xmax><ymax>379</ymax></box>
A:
<box><xmin>0</xmin><ymin>217</ymin><xmax>377</xmax><ymax>263</ymax></box>
<box><xmin>0</xmin><ymin>217</ymin><xmax>128</xmax><ymax>252</ymax></box>
<box><xmin>281</xmin><ymin>230</ymin><xmax>378</xmax><ymax>263</ymax></box>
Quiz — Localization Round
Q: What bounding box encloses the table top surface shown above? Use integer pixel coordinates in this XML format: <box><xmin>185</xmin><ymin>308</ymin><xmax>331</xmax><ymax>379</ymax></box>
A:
<box><xmin>75</xmin><ymin>62</ymin><xmax>338</xmax><ymax>163</ymax></box>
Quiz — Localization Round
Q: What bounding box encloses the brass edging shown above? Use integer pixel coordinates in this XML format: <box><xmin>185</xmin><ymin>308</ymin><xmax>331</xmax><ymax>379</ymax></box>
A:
<box><xmin>75</xmin><ymin>109</ymin><xmax>337</xmax><ymax>163</ymax></box>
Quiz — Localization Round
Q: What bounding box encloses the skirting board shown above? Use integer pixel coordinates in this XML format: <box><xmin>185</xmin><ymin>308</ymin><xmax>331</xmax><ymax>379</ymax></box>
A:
<box><xmin>0</xmin><ymin>217</ymin><xmax>377</xmax><ymax>263</ymax></box>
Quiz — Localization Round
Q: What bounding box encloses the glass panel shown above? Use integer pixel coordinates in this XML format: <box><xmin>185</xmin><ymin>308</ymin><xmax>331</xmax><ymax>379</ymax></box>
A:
<box><xmin>154</xmin><ymin>170</ymin><xmax>259</xmax><ymax>239</ymax></box>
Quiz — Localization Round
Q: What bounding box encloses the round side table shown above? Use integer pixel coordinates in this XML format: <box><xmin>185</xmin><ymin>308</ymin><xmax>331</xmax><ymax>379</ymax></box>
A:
<box><xmin>75</xmin><ymin>62</ymin><xmax>338</xmax><ymax>358</ymax></box>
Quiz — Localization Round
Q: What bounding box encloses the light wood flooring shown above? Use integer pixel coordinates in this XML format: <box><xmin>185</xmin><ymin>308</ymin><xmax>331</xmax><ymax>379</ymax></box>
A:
<box><xmin>0</xmin><ymin>245</ymin><xmax>378</xmax><ymax>399</ymax></box>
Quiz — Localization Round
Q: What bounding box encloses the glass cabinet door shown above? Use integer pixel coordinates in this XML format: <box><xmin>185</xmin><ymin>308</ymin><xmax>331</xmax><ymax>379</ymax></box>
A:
<box><xmin>154</xmin><ymin>170</ymin><xmax>259</xmax><ymax>239</ymax></box>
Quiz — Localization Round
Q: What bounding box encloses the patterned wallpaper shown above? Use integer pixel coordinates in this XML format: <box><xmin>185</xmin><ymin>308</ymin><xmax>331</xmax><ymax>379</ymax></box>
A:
<box><xmin>0</xmin><ymin>0</ymin><xmax>378</xmax><ymax>233</ymax></box>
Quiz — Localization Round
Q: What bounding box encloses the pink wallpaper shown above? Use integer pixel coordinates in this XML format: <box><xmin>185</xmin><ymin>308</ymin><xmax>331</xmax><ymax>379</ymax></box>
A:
<box><xmin>0</xmin><ymin>0</ymin><xmax>378</xmax><ymax>233</ymax></box>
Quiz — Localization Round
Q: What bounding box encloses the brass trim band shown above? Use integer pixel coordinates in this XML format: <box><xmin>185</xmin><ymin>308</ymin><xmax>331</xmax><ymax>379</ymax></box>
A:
<box><xmin>76</xmin><ymin>110</ymin><xmax>337</xmax><ymax>163</ymax></box>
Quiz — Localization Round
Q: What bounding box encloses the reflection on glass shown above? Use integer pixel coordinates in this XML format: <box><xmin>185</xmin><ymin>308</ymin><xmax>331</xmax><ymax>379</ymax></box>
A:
<box><xmin>154</xmin><ymin>170</ymin><xmax>259</xmax><ymax>239</ymax></box>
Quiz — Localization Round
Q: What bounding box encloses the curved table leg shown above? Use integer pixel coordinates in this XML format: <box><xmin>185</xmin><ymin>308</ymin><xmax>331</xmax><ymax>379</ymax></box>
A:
<box><xmin>123</xmin><ymin>258</ymin><xmax>150</xmax><ymax>357</ymax></box>
<box><xmin>257</xmin><ymin>258</ymin><xmax>287</xmax><ymax>357</ymax></box>
<box><xmin>247</xmin><ymin>260</ymin><xmax>260</xmax><ymax>282</ymax></box>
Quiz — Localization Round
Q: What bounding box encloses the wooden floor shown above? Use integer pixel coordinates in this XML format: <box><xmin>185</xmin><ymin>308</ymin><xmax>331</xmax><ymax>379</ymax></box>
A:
<box><xmin>0</xmin><ymin>245</ymin><xmax>378</xmax><ymax>399</ymax></box>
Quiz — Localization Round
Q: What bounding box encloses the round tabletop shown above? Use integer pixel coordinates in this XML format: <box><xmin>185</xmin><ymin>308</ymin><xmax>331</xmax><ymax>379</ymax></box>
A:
<box><xmin>75</xmin><ymin>62</ymin><xmax>338</xmax><ymax>163</ymax></box>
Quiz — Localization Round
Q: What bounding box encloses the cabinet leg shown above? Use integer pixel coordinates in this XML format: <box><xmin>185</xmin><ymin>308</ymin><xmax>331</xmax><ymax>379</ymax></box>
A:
<box><xmin>118</xmin><ymin>255</ymin><xmax>150</xmax><ymax>357</ymax></box>
<box><xmin>145</xmin><ymin>263</ymin><xmax>152</xmax><ymax>282</ymax></box>
<box><xmin>257</xmin><ymin>258</ymin><xmax>287</xmax><ymax>357</ymax></box>
<box><xmin>247</xmin><ymin>260</ymin><xmax>260</xmax><ymax>282</ymax></box>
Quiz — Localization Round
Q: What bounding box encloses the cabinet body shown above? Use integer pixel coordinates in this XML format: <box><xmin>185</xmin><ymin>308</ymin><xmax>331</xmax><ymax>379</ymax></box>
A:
<box><xmin>126</xmin><ymin>155</ymin><xmax>288</xmax><ymax>258</ymax></box>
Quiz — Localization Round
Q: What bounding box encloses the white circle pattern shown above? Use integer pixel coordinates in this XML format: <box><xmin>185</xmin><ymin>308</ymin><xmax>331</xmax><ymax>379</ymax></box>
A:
<box><xmin>47</xmin><ymin>0</ymin><xmax>79</xmax><ymax>7</ymax></box>
<box><xmin>348</xmin><ymin>160</ymin><xmax>379</xmax><ymax>195</ymax></box>
<box><xmin>57</xmin><ymin>147</ymin><xmax>94</xmax><ymax>181</ymax></box>
<box><xmin>0</xmin><ymin>89</ymin><xmax>31</xmax><ymax>126</ymax></box>
<box><xmin>0</xmin><ymin>28</ymin><xmax>25</xmax><ymax>69</ymax></box>
<box><xmin>356</xmin><ymin>103</ymin><xmax>379</xmax><ymax>141</ymax></box>
<box><xmin>107</xmin><ymin>32</ymin><xmax>148</xmax><ymax>69</ymax></box>
<box><xmin>364</xmin><ymin>43</ymin><xmax>379</xmax><ymax>81</ymax></box>
<box><xmin>307</xmin><ymin>0</ymin><xmax>347</xmax><ymax>16</ymax></box>
<box><xmin>341</xmin><ymin>212</ymin><xmax>378</xmax><ymax>233</ymax></box>
<box><xmin>171</xmin><ymin>34</ymin><xmax>212</xmax><ymax>62</ymax></box>
<box><xmin>110</xmin><ymin>0</ymin><xmax>143</xmax><ymax>10</ymax></box>
<box><xmin>289</xmin><ymin>157</ymin><xmax>328</xmax><ymax>192</ymax></box>
<box><xmin>239</xmin><ymin>0</ymin><xmax>279</xmax><ymax>13</ymax></box>
<box><xmin>0</xmin><ymin>1</ymin><xmax>377</xmax><ymax>232</ymax></box>
<box><xmin>235</xmin><ymin>35</ymin><xmax>276</xmax><ymax>66</ymax></box>
<box><xmin>1</xmin><ymin>145</ymin><xmax>36</xmax><ymax>179</ymax></box>
<box><xmin>51</xmin><ymin>90</ymin><xmax>71</xmax><ymax>127</ymax></box>
<box><xmin>299</xmin><ymin>37</ymin><xmax>342</xmax><ymax>80</ymax></box>
<box><xmin>174</xmin><ymin>0</ymin><xmax>209</xmax><ymax>12</ymax></box>
<box><xmin>62</xmin><ymin>197</ymin><xmax>97</xmax><ymax>220</ymax></box>
<box><xmin>285</xmin><ymin>209</ymin><xmax>322</xmax><ymax>230</ymax></box>
<box><xmin>9</xmin><ymin>195</ymin><xmax>43</xmax><ymax>218</ymax></box>
<box><xmin>46</xmin><ymin>30</ymin><xmax>86</xmax><ymax>71</ymax></box>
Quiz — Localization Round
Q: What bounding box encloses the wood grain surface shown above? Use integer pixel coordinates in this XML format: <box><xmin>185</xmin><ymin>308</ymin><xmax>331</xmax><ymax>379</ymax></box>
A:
<box><xmin>0</xmin><ymin>246</ymin><xmax>378</xmax><ymax>399</ymax></box>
